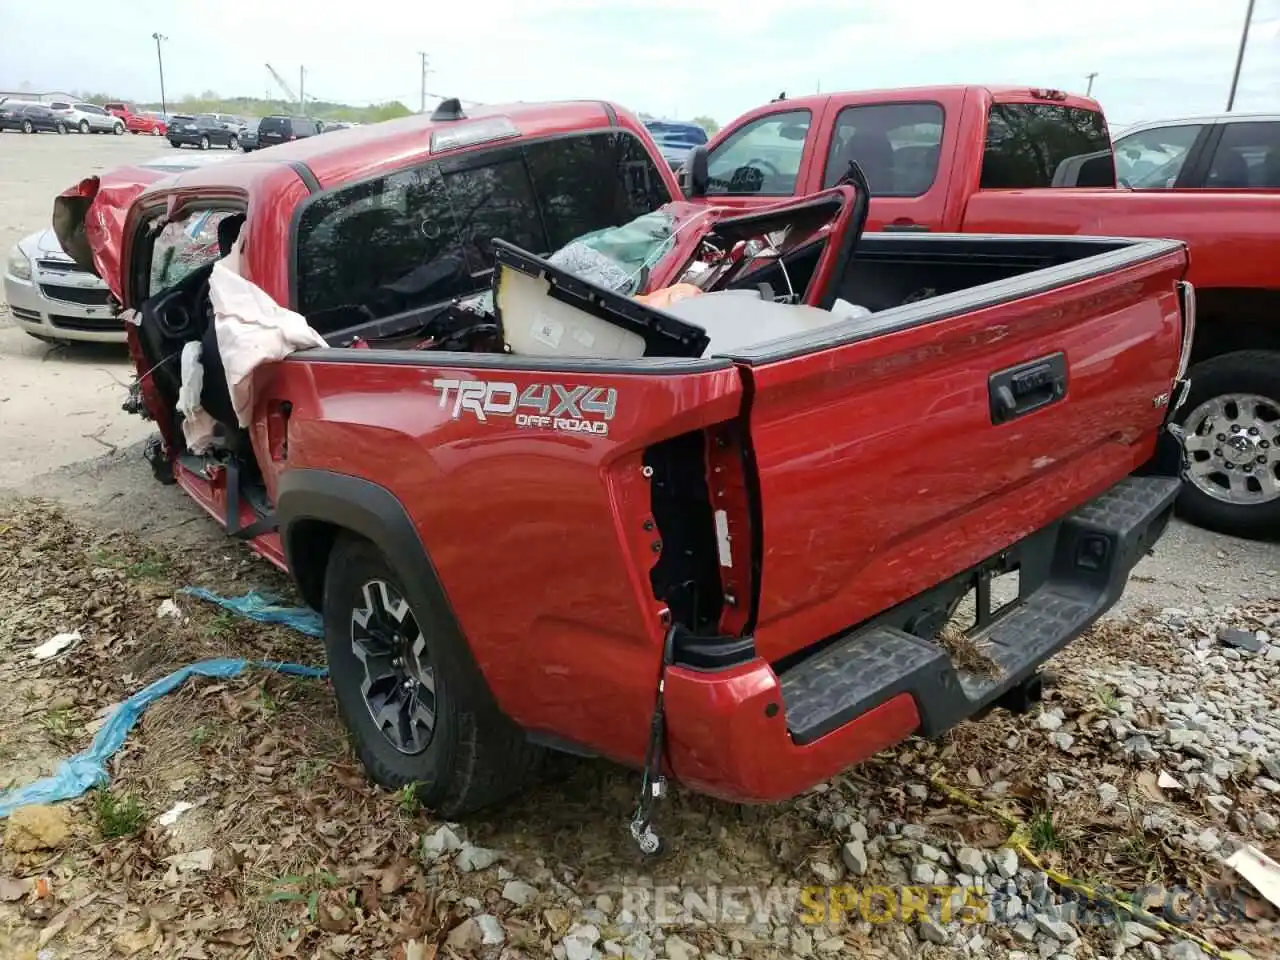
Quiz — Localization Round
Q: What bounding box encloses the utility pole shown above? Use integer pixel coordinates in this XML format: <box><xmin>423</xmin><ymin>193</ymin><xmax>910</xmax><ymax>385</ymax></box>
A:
<box><xmin>1085</xmin><ymin>72</ymin><xmax>1098</xmax><ymax>96</ymax></box>
<box><xmin>299</xmin><ymin>66</ymin><xmax>306</xmax><ymax>112</ymax></box>
<box><xmin>151</xmin><ymin>32</ymin><xmax>168</xmax><ymax>115</ymax></box>
<box><xmin>418</xmin><ymin>51</ymin><xmax>430</xmax><ymax>113</ymax></box>
<box><xmin>1227</xmin><ymin>0</ymin><xmax>1257</xmax><ymax>111</ymax></box>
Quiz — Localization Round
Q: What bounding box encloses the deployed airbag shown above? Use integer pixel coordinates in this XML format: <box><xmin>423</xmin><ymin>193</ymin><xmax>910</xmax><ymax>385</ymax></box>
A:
<box><xmin>208</xmin><ymin>243</ymin><xmax>327</xmax><ymax>426</ymax></box>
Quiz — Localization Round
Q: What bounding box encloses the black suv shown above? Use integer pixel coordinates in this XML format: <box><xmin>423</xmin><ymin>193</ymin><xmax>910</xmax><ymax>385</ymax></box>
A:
<box><xmin>169</xmin><ymin>114</ymin><xmax>246</xmax><ymax>150</ymax></box>
<box><xmin>256</xmin><ymin>115</ymin><xmax>322</xmax><ymax>148</ymax></box>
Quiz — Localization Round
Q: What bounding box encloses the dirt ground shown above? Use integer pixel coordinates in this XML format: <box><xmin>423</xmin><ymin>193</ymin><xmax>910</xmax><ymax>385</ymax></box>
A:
<box><xmin>1</xmin><ymin>133</ymin><xmax>1279</xmax><ymax>960</ymax></box>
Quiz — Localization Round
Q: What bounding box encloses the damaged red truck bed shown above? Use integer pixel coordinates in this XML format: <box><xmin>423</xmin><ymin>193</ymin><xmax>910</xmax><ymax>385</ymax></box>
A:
<box><xmin>58</xmin><ymin>98</ymin><xmax>1192</xmax><ymax>833</ymax></box>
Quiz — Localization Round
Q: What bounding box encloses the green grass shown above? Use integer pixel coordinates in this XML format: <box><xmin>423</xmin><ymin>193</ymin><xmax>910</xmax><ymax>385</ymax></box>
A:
<box><xmin>393</xmin><ymin>783</ymin><xmax>422</xmax><ymax>815</ymax></box>
<box><xmin>92</xmin><ymin>788</ymin><xmax>147</xmax><ymax>839</ymax></box>
<box><xmin>265</xmin><ymin>870</ymin><xmax>342</xmax><ymax>923</ymax></box>
<box><xmin>202</xmin><ymin>611</ymin><xmax>239</xmax><ymax>639</ymax></box>
<box><xmin>1093</xmin><ymin>685</ymin><xmax>1121</xmax><ymax>712</ymax></box>
<box><xmin>39</xmin><ymin>707</ymin><xmax>79</xmax><ymax>750</ymax></box>
<box><xmin>1028</xmin><ymin>806</ymin><xmax>1062</xmax><ymax>854</ymax></box>
<box><xmin>190</xmin><ymin>724</ymin><xmax>216</xmax><ymax>747</ymax></box>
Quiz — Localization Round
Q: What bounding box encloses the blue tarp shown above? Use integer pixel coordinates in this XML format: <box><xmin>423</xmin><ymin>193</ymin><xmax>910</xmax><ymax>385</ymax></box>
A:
<box><xmin>180</xmin><ymin>588</ymin><xmax>324</xmax><ymax>638</ymax></box>
<box><xmin>0</xmin><ymin>658</ymin><xmax>327</xmax><ymax>818</ymax></box>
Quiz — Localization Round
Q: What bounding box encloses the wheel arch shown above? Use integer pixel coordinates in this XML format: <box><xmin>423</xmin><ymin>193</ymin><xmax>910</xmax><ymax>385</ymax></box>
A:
<box><xmin>1189</xmin><ymin>287</ymin><xmax>1280</xmax><ymax>364</ymax></box>
<box><xmin>276</xmin><ymin>469</ymin><xmax>450</xmax><ymax>618</ymax></box>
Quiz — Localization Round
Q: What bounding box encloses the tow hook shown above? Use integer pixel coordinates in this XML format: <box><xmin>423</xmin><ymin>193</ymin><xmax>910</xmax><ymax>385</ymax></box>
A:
<box><xmin>630</xmin><ymin>624</ymin><xmax>675</xmax><ymax>856</ymax></box>
<box><xmin>993</xmin><ymin>671</ymin><xmax>1043</xmax><ymax>716</ymax></box>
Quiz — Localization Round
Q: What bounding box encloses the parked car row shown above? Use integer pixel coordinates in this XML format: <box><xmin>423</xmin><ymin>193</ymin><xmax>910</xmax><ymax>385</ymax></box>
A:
<box><xmin>0</xmin><ymin>98</ymin><xmax>172</xmax><ymax>135</ymax></box>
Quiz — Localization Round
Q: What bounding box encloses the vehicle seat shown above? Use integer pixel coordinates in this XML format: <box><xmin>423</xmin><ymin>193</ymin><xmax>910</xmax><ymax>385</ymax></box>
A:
<box><xmin>198</xmin><ymin>214</ymin><xmax>246</xmax><ymax>433</ymax></box>
<box><xmin>1261</xmin><ymin>148</ymin><xmax>1280</xmax><ymax>188</ymax></box>
<box><xmin>1207</xmin><ymin>149</ymin><xmax>1250</xmax><ymax>188</ymax></box>
<box><xmin>832</xmin><ymin>132</ymin><xmax>895</xmax><ymax>195</ymax></box>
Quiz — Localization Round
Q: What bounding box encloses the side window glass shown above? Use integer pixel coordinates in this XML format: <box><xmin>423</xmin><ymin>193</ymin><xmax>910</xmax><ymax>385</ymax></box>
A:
<box><xmin>1206</xmin><ymin>121</ymin><xmax>1280</xmax><ymax>188</ymax></box>
<box><xmin>439</xmin><ymin>153</ymin><xmax>545</xmax><ymax>273</ymax></box>
<box><xmin>1113</xmin><ymin>125</ymin><xmax>1203</xmax><ymax>187</ymax></box>
<box><xmin>524</xmin><ymin>132</ymin><xmax>670</xmax><ymax>249</ymax></box>
<box><xmin>706</xmin><ymin>110</ymin><xmax>810</xmax><ymax>195</ymax></box>
<box><xmin>821</xmin><ymin>102</ymin><xmax>944</xmax><ymax>196</ymax></box>
<box><xmin>149</xmin><ymin>210</ymin><xmax>236</xmax><ymax>297</ymax></box>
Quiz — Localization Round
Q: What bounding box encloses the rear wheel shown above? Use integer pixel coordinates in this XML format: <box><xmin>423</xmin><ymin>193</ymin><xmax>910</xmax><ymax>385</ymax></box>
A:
<box><xmin>55</xmin><ymin>122</ymin><xmax>66</xmax><ymax>134</ymax></box>
<box><xmin>321</xmin><ymin>534</ymin><xmax>542</xmax><ymax>816</ymax></box>
<box><xmin>228</xmin><ymin>134</ymin><xmax>239</xmax><ymax>150</ymax></box>
<box><xmin>198</xmin><ymin>135</ymin><xmax>210</xmax><ymax>151</ymax></box>
<box><xmin>78</xmin><ymin>119</ymin><xmax>89</xmax><ymax>134</ymax></box>
<box><xmin>21</xmin><ymin>120</ymin><xmax>33</xmax><ymax>134</ymax></box>
<box><xmin>114</xmin><ymin>123</ymin><xmax>124</xmax><ymax>135</ymax></box>
<box><xmin>1176</xmin><ymin>350</ymin><xmax>1280</xmax><ymax>539</ymax></box>
<box><xmin>169</xmin><ymin>140</ymin><xmax>181</xmax><ymax>149</ymax></box>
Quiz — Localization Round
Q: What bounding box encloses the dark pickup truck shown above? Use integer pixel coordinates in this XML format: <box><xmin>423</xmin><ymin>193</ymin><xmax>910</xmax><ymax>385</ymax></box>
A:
<box><xmin>56</xmin><ymin>99</ymin><xmax>1190</xmax><ymax>840</ymax></box>
<box><xmin>684</xmin><ymin>84</ymin><xmax>1280</xmax><ymax>539</ymax></box>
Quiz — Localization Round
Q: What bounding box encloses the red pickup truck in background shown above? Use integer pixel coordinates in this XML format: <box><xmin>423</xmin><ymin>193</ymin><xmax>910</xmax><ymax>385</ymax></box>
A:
<box><xmin>684</xmin><ymin>85</ymin><xmax>1280</xmax><ymax>538</ymax></box>
<box><xmin>103</xmin><ymin>101</ymin><xmax>167</xmax><ymax>136</ymax></box>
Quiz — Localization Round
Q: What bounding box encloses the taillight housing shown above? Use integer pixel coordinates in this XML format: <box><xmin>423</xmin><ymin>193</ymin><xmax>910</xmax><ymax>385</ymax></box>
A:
<box><xmin>1175</xmin><ymin>280</ymin><xmax>1196</xmax><ymax>382</ymax></box>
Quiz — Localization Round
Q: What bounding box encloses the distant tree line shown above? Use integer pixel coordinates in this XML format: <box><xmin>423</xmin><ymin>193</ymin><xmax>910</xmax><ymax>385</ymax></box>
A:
<box><xmin>71</xmin><ymin>90</ymin><xmax>413</xmax><ymax>124</ymax></box>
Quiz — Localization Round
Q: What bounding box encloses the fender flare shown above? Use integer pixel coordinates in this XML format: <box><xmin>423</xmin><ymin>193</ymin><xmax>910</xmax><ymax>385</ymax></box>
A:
<box><xmin>275</xmin><ymin>469</ymin><xmax>453</xmax><ymax>625</ymax></box>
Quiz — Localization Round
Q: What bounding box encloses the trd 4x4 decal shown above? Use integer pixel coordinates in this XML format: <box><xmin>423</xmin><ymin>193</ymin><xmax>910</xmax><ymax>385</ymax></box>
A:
<box><xmin>433</xmin><ymin>378</ymin><xmax>618</xmax><ymax>436</ymax></box>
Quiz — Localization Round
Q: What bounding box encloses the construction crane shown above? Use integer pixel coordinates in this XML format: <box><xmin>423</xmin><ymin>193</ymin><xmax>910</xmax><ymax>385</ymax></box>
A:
<box><xmin>265</xmin><ymin>63</ymin><xmax>301</xmax><ymax>111</ymax></box>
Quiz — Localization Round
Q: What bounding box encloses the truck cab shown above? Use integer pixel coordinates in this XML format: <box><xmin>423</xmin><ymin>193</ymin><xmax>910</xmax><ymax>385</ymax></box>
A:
<box><xmin>689</xmin><ymin>85</ymin><xmax>1280</xmax><ymax>539</ymax></box>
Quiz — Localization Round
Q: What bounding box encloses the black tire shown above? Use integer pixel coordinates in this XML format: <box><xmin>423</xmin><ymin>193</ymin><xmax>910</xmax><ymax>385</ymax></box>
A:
<box><xmin>78</xmin><ymin>119</ymin><xmax>89</xmax><ymax>134</ymax></box>
<box><xmin>114</xmin><ymin>123</ymin><xmax>124</xmax><ymax>135</ymax></box>
<box><xmin>1175</xmin><ymin>349</ymin><xmax>1280</xmax><ymax>539</ymax></box>
<box><xmin>21</xmin><ymin>120</ymin><xmax>33</xmax><ymax>134</ymax></box>
<box><xmin>169</xmin><ymin>140</ymin><xmax>181</xmax><ymax>149</ymax></box>
<box><xmin>55</xmin><ymin>122</ymin><xmax>66</xmax><ymax>135</ymax></box>
<box><xmin>198</xmin><ymin>135</ymin><xmax>209</xmax><ymax>151</ymax></box>
<box><xmin>322</xmin><ymin>534</ymin><xmax>542</xmax><ymax>816</ymax></box>
<box><xmin>228</xmin><ymin>134</ymin><xmax>239</xmax><ymax>150</ymax></box>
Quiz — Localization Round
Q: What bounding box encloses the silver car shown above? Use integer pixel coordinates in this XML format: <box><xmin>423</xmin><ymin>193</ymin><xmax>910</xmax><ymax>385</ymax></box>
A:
<box><xmin>4</xmin><ymin>152</ymin><xmax>233</xmax><ymax>343</ymax></box>
<box><xmin>48</xmin><ymin>101</ymin><xmax>125</xmax><ymax>135</ymax></box>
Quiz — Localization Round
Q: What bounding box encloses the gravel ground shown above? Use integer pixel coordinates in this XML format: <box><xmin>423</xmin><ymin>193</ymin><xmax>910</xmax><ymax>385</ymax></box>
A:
<box><xmin>0</xmin><ymin>497</ymin><xmax>1275</xmax><ymax>960</ymax></box>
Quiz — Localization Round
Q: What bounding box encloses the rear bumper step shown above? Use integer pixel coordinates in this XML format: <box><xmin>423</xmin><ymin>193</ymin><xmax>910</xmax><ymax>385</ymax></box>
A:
<box><xmin>661</xmin><ymin>474</ymin><xmax>1179</xmax><ymax>803</ymax></box>
<box><xmin>779</xmin><ymin>475</ymin><xmax>1180</xmax><ymax>745</ymax></box>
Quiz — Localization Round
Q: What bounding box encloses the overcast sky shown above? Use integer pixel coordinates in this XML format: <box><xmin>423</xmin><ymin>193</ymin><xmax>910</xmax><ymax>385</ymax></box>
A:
<box><xmin>1</xmin><ymin>0</ymin><xmax>1276</xmax><ymax>129</ymax></box>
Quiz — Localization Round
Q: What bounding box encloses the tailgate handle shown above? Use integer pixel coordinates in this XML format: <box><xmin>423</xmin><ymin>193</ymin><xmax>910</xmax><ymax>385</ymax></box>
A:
<box><xmin>989</xmin><ymin>352</ymin><xmax>1067</xmax><ymax>424</ymax></box>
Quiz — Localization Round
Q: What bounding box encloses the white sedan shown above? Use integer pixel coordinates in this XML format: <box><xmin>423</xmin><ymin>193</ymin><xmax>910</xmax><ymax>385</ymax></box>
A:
<box><xmin>4</xmin><ymin>152</ymin><xmax>234</xmax><ymax>344</ymax></box>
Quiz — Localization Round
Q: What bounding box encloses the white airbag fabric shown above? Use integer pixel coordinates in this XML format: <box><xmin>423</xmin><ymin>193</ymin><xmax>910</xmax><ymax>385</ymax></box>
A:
<box><xmin>208</xmin><ymin>244</ymin><xmax>327</xmax><ymax>427</ymax></box>
<box><xmin>177</xmin><ymin>340</ymin><xmax>217</xmax><ymax>455</ymax></box>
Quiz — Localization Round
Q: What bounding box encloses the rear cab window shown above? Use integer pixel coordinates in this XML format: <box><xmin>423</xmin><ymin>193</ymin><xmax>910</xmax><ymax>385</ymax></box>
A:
<box><xmin>821</xmin><ymin>102</ymin><xmax>944</xmax><ymax>196</ymax></box>
<box><xmin>705</xmin><ymin>110</ymin><xmax>811</xmax><ymax>196</ymax></box>
<box><xmin>293</xmin><ymin>130</ymin><xmax>671</xmax><ymax>333</ymax></box>
<box><xmin>980</xmin><ymin>102</ymin><xmax>1115</xmax><ymax>188</ymax></box>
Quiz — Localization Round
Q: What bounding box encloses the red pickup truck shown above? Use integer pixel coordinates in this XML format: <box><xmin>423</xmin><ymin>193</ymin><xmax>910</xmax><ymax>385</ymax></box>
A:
<box><xmin>685</xmin><ymin>85</ymin><xmax>1280</xmax><ymax>538</ymax></box>
<box><xmin>104</xmin><ymin>102</ymin><xmax>167</xmax><ymax>136</ymax></box>
<box><xmin>55</xmin><ymin>100</ymin><xmax>1190</xmax><ymax>840</ymax></box>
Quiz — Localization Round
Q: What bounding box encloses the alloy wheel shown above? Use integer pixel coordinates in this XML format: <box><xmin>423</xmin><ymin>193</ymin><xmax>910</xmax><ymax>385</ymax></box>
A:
<box><xmin>350</xmin><ymin>579</ymin><xmax>437</xmax><ymax>755</ymax></box>
<box><xmin>1183</xmin><ymin>392</ymin><xmax>1280</xmax><ymax>505</ymax></box>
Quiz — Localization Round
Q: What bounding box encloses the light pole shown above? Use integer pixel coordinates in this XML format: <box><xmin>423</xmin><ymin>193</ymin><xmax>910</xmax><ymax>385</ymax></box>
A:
<box><xmin>1085</xmin><ymin>72</ymin><xmax>1098</xmax><ymax>96</ymax></box>
<box><xmin>418</xmin><ymin>51</ymin><xmax>430</xmax><ymax>113</ymax></box>
<box><xmin>1227</xmin><ymin>0</ymin><xmax>1257</xmax><ymax>111</ymax></box>
<box><xmin>152</xmin><ymin>32</ymin><xmax>168</xmax><ymax>115</ymax></box>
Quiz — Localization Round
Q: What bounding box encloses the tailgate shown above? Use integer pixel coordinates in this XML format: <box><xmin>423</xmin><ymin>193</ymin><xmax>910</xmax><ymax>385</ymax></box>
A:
<box><xmin>728</xmin><ymin>240</ymin><xmax>1188</xmax><ymax>663</ymax></box>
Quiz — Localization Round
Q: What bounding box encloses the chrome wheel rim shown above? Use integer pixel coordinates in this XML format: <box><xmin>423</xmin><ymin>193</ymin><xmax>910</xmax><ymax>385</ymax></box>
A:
<box><xmin>1183</xmin><ymin>392</ymin><xmax>1280</xmax><ymax>505</ymax></box>
<box><xmin>351</xmin><ymin>579</ymin><xmax>436</xmax><ymax>755</ymax></box>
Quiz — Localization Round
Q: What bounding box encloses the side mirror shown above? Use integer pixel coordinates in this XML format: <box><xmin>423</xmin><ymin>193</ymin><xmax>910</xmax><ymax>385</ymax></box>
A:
<box><xmin>681</xmin><ymin>145</ymin><xmax>709</xmax><ymax>198</ymax></box>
